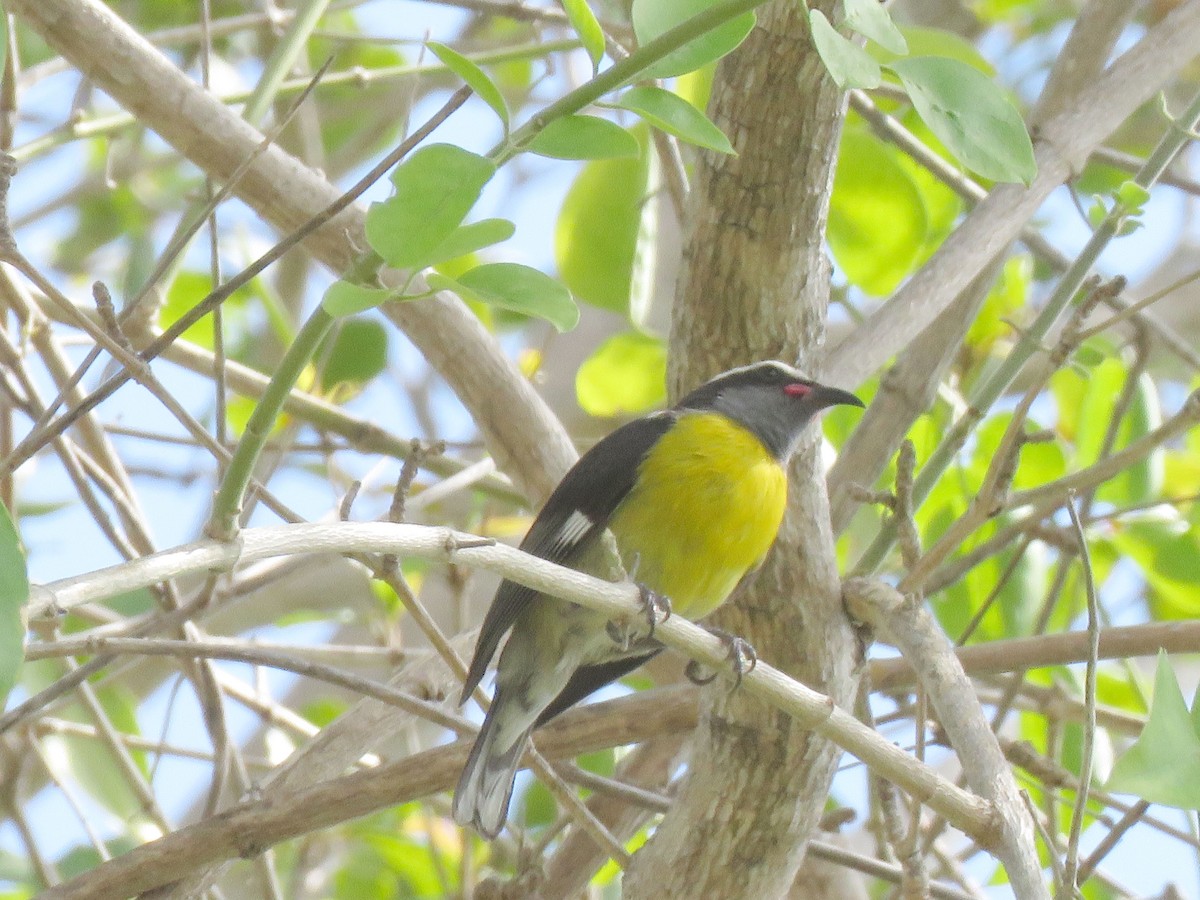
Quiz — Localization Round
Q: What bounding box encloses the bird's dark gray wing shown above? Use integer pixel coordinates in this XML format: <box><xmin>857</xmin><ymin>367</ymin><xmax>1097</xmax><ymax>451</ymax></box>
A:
<box><xmin>533</xmin><ymin>648</ymin><xmax>663</xmax><ymax>727</ymax></box>
<box><xmin>460</xmin><ymin>413</ymin><xmax>675</xmax><ymax>702</ymax></box>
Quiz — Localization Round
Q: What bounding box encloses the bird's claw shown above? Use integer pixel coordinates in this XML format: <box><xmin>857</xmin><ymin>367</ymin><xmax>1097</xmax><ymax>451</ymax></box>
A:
<box><xmin>606</xmin><ymin>582</ymin><xmax>671</xmax><ymax>649</ymax></box>
<box><xmin>636</xmin><ymin>582</ymin><xmax>671</xmax><ymax>638</ymax></box>
<box><xmin>684</xmin><ymin>628</ymin><xmax>757</xmax><ymax>689</ymax></box>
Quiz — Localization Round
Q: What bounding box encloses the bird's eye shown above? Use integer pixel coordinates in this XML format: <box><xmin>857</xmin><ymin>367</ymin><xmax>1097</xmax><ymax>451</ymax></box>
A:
<box><xmin>783</xmin><ymin>383</ymin><xmax>811</xmax><ymax>397</ymax></box>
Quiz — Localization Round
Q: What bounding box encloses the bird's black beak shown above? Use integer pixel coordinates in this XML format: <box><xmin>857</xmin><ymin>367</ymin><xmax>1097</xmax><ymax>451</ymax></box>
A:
<box><xmin>812</xmin><ymin>383</ymin><xmax>865</xmax><ymax>411</ymax></box>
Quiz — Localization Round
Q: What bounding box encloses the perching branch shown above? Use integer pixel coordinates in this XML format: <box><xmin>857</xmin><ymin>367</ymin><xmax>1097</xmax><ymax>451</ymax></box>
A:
<box><xmin>27</xmin><ymin>520</ymin><xmax>994</xmax><ymax>841</ymax></box>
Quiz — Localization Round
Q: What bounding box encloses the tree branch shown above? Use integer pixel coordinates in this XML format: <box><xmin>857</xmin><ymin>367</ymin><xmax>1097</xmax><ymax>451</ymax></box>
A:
<box><xmin>824</xmin><ymin>0</ymin><xmax>1200</xmax><ymax>390</ymax></box>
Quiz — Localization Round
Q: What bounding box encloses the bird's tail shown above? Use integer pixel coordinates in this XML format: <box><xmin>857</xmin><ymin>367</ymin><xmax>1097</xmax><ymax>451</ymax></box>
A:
<box><xmin>453</xmin><ymin>696</ymin><xmax>534</xmax><ymax>839</ymax></box>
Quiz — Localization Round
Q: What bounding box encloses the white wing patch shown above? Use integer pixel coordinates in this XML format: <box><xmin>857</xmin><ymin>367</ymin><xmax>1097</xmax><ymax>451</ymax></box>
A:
<box><xmin>550</xmin><ymin>510</ymin><xmax>595</xmax><ymax>555</ymax></box>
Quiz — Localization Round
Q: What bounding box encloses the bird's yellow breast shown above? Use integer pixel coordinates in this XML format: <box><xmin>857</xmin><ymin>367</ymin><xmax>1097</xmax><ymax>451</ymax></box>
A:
<box><xmin>606</xmin><ymin>411</ymin><xmax>788</xmax><ymax>619</ymax></box>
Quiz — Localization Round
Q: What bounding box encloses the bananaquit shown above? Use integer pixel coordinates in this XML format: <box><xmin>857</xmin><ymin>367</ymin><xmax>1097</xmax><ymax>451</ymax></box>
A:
<box><xmin>453</xmin><ymin>360</ymin><xmax>864</xmax><ymax>838</ymax></box>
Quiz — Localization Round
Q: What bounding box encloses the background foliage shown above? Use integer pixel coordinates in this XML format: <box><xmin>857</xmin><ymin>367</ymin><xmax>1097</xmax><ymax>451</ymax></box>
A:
<box><xmin>1</xmin><ymin>0</ymin><xmax>1199</xmax><ymax>897</ymax></box>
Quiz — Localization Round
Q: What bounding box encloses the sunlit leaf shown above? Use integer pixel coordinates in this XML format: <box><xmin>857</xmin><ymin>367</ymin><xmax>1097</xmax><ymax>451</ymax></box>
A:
<box><xmin>970</xmin><ymin>413</ymin><xmax>1065</xmax><ymax>492</ymax></box>
<box><xmin>555</xmin><ymin>147</ymin><xmax>650</xmax><ymax>312</ymax></box>
<box><xmin>889</xmin><ymin>56</ymin><xmax>1036</xmax><ymax>184</ymax></box>
<box><xmin>365</xmin><ymin>144</ymin><xmax>496</xmax><ymax>270</ymax></box>
<box><xmin>1074</xmin><ymin>356</ymin><xmax>1124</xmax><ymax>464</ymax></box>
<box><xmin>844</xmin><ymin>0</ymin><xmax>907</xmax><ymax>54</ymax></box>
<box><xmin>321</xmin><ymin>281</ymin><xmax>394</xmax><ymax>317</ymax></box>
<box><xmin>1108</xmin><ymin>518</ymin><xmax>1200</xmax><ymax>619</ymax></box>
<box><xmin>1097</xmin><ymin>373</ymin><xmax>1163</xmax><ymax>506</ymax></box>
<box><xmin>428</xmin><ymin>41</ymin><xmax>510</xmax><ymax>133</ymax></box>
<box><xmin>829</xmin><ymin>129</ymin><xmax>925</xmax><ymax>295</ymax></box>
<box><xmin>429</xmin><ymin>264</ymin><xmax>579</xmax><ymax>331</ymax></box>
<box><xmin>873</xmin><ymin>25</ymin><xmax>994</xmax><ymax>73</ymax></box>
<box><xmin>526</xmin><ymin>115</ymin><xmax>640</xmax><ymax>160</ymax></box>
<box><xmin>576</xmin><ymin>331</ymin><xmax>667</xmax><ymax>416</ymax></box>
<box><xmin>0</xmin><ymin>503</ymin><xmax>28</xmax><ymax>706</ymax></box>
<box><xmin>631</xmin><ymin>0</ymin><xmax>755</xmax><ymax>79</ymax></box>
<box><xmin>611</xmin><ymin>86</ymin><xmax>734</xmax><ymax>154</ymax></box>
<box><xmin>563</xmin><ymin>0</ymin><xmax>606</xmax><ymax>72</ymax></box>
<box><xmin>424</xmin><ymin>218</ymin><xmax>516</xmax><ymax>267</ymax></box>
<box><xmin>1107</xmin><ymin>652</ymin><xmax>1200</xmax><ymax>808</ymax></box>
<box><xmin>159</xmin><ymin>270</ymin><xmax>257</xmax><ymax>351</ymax></box>
<box><xmin>521</xmin><ymin>779</ymin><xmax>557</xmax><ymax>829</ymax></box>
<box><xmin>321</xmin><ymin>319</ymin><xmax>389</xmax><ymax>390</ymax></box>
<box><xmin>810</xmin><ymin>10</ymin><xmax>881</xmax><ymax>89</ymax></box>
<box><xmin>964</xmin><ymin>255</ymin><xmax>1029</xmax><ymax>356</ymax></box>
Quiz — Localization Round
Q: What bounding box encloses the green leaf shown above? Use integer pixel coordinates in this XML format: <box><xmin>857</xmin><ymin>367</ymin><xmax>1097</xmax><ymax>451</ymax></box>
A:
<box><xmin>1074</xmin><ymin>357</ymin><xmax>1124</xmax><ymax>467</ymax></box>
<box><xmin>96</xmin><ymin>685</ymin><xmax>147</xmax><ymax>777</ymax></box>
<box><xmin>0</xmin><ymin>503</ymin><xmax>28</xmax><ymax>706</ymax></box>
<box><xmin>309</xmin><ymin>26</ymin><xmax>408</xmax><ymax>164</ymax></box>
<box><xmin>1097</xmin><ymin>373</ymin><xmax>1163</xmax><ymax>507</ymax></box>
<box><xmin>611</xmin><ymin>86</ymin><xmax>734</xmax><ymax>154</ymax></box>
<box><xmin>970</xmin><ymin>413</ymin><xmax>1065</xmax><ymax>492</ymax></box>
<box><xmin>365</xmin><ymin>144</ymin><xmax>496</xmax><ymax>270</ymax></box>
<box><xmin>873</xmin><ymin>25</ymin><xmax>994</xmax><ymax>73</ymax></box>
<box><xmin>889</xmin><ymin>56</ymin><xmax>1036</xmax><ymax>184</ymax></box>
<box><xmin>576</xmin><ymin>332</ymin><xmax>668</xmax><ymax>416</ymax></box>
<box><xmin>563</xmin><ymin>0</ymin><xmax>606</xmax><ymax>72</ymax></box>
<box><xmin>1115</xmin><ymin>180</ymin><xmax>1151</xmax><ymax>212</ymax></box>
<box><xmin>1108</xmin><ymin>518</ymin><xmax>1200</xmax><ymax>620</ymax></box>
<box><xmin>526</xmin><ymin>115</ymin><xmax>641</xmax><ymax>160</ymax></box>
<box><xmin>628</xmin><ymin>149</ymin><xmax>665</xmax><ymax>331</ymax></box>
<box><xmin>828</xmin><ymin>128</ymin><xmax>926</xmax><ymax>295</ymax></box>
<box><xmin>0</xmin><ymin>15</ymin><xmax>8</xmax><ymax>95</ymax></box>
<box><xmin>631</xmin><ymin>0</ymin><xmax>756</xmax><ymax>78</ymax></box>
<box><xmin>578</xmin><ymin>747</ymin><xmax>616</xmax><ymax>778</ymax></box>
<box><xmin>964</xmin><ymin>254</ymin><xmax>1030</xmax><ymax>358</ymax></box>
<box><xmin>31</xmin><ymin>680</ymin><xmax>144</xmax><ymax>820</ymax></box>
<box><xmin>1107</xmin><ymin>651</ymin><xmax>1200</xmax><ymax>808</ymax></box>
<box><xmin>0</xmin><ymin>846</ymin><xmax>33</xmax><ymax>883</ymax></box>
<box><xmin>159</xmin><ymin>270</ymin><xmax>258</xmax><ymax>352</ymax></box>
<box><xmin>321</xmin><ymin>319</ymin><xmax>389</xmax><ymax>390</ymax></box>
<box><xmin>429</xmin><ymin>264</ymin><xmax>579</xmax><ymax>332</ymax></box>
<box><xmin>809</xmin><ymin>10</ymin><xmax>882</xmax><ymax>89</ymax></box>
<box><xmin>427</xmin><ymin>41</ymin><xmax>509</xmax><ymax>133</ymax></box>
<box><xmin>520</xmin><ymin>779</ymin><xmax>557</xmax><ymax>829</ymax></box>
<box><xmin>321</xmin><ymin>281</ymin><xmax>394</xmax><ymax>318</ymax></box>
<box><xmin>424</xmin><ymin>218</ymin><xmax>516</xmax><ymax>267</ymax></box>
<box><xmin>844</xmin><ymin>0</ymin><xmax>907</xmax><ymax>54</ymax></box>
<box><xmin>555</xmin><ymin>148</ymin><xmax>650</xmax><ymax>313</ymax></box>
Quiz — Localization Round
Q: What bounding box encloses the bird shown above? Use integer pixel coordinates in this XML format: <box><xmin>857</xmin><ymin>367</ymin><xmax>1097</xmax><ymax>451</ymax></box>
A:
<box><xmin>452</xmin><ymin>360</ymin><xmax>864</xmax><ymax>838</ymax></box>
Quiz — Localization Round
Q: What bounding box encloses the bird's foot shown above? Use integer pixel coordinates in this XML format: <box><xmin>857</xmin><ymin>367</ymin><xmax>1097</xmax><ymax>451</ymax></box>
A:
<box><xmin>684</xmin><ymin>627</ymin><xmax>757</xmax><ymax>689</ymax></box>
<box><xmin>606</xmin><ymin>583</ymin><xmax>671</xmax><ymax>649</ymax></box>
<box><xmin>635</xmin><ymin>582</ymin><xmax>671</xmax><ymax>638</ymax></box>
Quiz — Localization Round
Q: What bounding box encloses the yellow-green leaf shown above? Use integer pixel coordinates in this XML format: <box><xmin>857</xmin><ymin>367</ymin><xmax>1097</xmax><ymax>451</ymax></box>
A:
<box><xmin>429</xmin><ymin>264</ymin><xmax>579</xmax><ymax>332</ymax></box>
<box><xmin>563</xmin><ymin>0</ymin><xmax>606</xmax><ymax>72</ymax></box>
<box><xmin>427</xmin><ymin>41</ymin><xmax>510</xmax><ymax>133</ymax></box>
<box><xmin>555</xmin><ymin>148</ymin><xmax>651</xmax><ymax>313</ymax></box>
<box><xmin>631</xmin><ymin>0</ymin><xmax>755</xmax><ymax>79</ymax></box>
<box><xmin>889</xmin><ymin>56</ymin><xmax>1036</xmax><ymax>184</ymax></box>
<box><xmin>0</xmin><ymin>503</ymin><xmax>28</xmax><ymax>706</ymax></box>
<box><xmin>576</xmin><ymin>332</ymin><xmax>667</xmax><ymax>416</ymax></box>
<box><xmin>611</xmin><ymin>86</ymin><xmax>734</xmax><ymax>154</ymax></box>
<box><xmin>829</xmin><ymin>129</ymin><xmax>926</xmax><ymax>295</ymax></box>
<box><xmin>1107</xmin><ymin>651</ymin><xmax>1200</xmax><ymax>808</ymax></box>
<box><xmin>526</xmin><ymin>116</ymin><xmax>640</xmax><ymax>160</ymax></box>
<box><xmin>810</xmin><ymin>10</ymin><xmax>882</xmax><ymax>90</ymax></box>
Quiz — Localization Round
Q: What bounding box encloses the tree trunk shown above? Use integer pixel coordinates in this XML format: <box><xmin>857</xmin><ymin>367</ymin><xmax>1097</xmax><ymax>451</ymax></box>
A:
<box><xmin>624</xmin><ymin>2</ymin><xmax>862</xmax><ymax>896</ymax></box>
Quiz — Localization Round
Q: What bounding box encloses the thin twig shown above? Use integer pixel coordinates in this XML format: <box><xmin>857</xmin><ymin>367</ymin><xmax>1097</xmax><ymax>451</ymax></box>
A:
<box><xmin>1059</xmin><ymin>493</ymin><xmax>1101</xmax><ymax>897</ymax></box>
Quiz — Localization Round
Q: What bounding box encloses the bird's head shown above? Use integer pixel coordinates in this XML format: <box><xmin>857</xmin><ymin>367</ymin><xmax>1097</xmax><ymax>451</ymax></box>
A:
<box><xmin>677</xmin><ymin>360</ymin><xmax>864</xmax><ymax>460</ymax></box>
